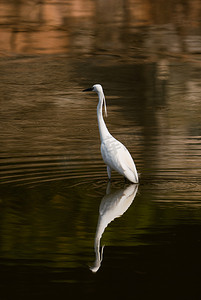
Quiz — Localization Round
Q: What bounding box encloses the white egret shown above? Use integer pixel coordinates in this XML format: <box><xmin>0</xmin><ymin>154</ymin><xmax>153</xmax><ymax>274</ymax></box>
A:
<box><xmin>83</xmin><ymin>84</ymin><xmax>138</xmax><ymax>183</ymax></box>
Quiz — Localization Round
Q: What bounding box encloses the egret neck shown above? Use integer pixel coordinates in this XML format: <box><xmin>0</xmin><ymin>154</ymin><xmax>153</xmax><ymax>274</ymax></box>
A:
<box><xmin>97</xmin><ymin>91</ymin><xmax>111</xmax><ymax>142</ymax></box>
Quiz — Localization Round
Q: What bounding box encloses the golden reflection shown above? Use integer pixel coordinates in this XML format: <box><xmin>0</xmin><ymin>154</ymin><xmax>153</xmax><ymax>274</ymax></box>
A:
<box><xmin>90</xmin><ymin>183</ymin><xmax>138</xmax><ymax>273</ymax></box>
<box><xmin>1</xmin><ymin>0</ymin><xmax>201</xmax><ymax>56</ymax></box>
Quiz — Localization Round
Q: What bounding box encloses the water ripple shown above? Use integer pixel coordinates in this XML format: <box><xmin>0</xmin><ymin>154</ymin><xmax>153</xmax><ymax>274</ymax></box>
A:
<box><xmin>0</xmin><ymin>154</ymin><xmax>108</xmax><ymax>186</ymax></box>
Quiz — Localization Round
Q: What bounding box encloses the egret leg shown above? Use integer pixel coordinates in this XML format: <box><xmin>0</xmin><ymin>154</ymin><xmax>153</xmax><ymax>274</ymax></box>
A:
<box><xmin>106</xmin><ymin>181</ymin><xmax>111</xmax><ymax>195</ymax></box>
<box><xmin>107</xmin><ymin>165</ymin><xmax>111</xmax><ymax>181</ymax></box>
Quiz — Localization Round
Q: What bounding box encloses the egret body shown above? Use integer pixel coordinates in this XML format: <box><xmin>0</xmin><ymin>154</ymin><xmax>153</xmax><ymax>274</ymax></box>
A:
<box><xmin>83</xmin><ymin>84</ymin><xmax>138</xmax><ymax>183</ymax></box>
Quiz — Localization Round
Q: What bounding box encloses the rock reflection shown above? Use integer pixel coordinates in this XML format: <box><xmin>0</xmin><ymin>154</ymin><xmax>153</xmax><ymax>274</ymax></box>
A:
<box><xmin>1</xmin><ymin>0</ymin><xmax>201</xmax><ymax>56</ymax></box>
<box><xmin>90</xmin><ymin>183</ymin><xmax>138</xmax><ymax>273</ymax></box>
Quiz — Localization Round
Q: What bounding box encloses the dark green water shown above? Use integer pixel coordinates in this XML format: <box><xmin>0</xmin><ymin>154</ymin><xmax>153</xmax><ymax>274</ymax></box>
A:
<box><xmin>1</xmin><ymin>0</ymin><xmax>201</xmax><ymax>299</ymax></box>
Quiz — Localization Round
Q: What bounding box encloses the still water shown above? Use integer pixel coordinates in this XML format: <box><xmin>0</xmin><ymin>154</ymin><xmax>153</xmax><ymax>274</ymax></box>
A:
<box><xmin>1</xmin><ymin>0</ymin><xmax>201</xmax><ymax>299</ymax></box>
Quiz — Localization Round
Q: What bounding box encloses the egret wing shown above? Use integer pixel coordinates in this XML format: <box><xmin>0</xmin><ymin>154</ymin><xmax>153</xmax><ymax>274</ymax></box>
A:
<box><xmin>101</xmin><ymin>137</ymin><xmax>138</xmax><ymax>183</ymax></box>
<box><xmin>101</xmin><ymin>138</ymin><xmax>123</xmax><ymax>170</ymax></box>
<box><xmin>101</xmin><ymin>138</ymin><xmax>133</xmax><ymax>171</ymax></box>
<box><xmin>117</xmin><ymin>145</ymin><xmax>138</xmax><ymax>182</ymax></box>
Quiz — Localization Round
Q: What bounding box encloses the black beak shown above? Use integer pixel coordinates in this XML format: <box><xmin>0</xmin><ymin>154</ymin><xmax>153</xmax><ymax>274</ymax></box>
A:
<box><xmin>83</xmin><ymin>87</ymin><xmax>93</xmax><ymax>92</ymax></box>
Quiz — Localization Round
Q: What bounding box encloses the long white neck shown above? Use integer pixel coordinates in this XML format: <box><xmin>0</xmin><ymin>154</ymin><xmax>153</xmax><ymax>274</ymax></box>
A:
<box><xmin>97</xmin><ymin>92</ymin><xmax>111</xmax><ymax>142</ymax></box>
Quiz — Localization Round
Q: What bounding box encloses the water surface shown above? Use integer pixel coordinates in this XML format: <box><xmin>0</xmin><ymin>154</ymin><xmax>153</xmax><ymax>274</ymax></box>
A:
<box><xmin>1</xmin><ymin>0</ymin><xmax>201</xmax><ymax>299</ymax></box>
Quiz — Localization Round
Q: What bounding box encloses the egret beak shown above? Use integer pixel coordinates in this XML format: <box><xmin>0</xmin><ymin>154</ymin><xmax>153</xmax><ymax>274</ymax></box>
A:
<box><xmin>83</xmin><ymin>87</ymin><xmax>93</xmax><ymax>92</ymax></box>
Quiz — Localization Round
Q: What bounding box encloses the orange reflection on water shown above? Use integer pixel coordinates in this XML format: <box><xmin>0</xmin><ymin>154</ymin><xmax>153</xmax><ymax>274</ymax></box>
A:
<box><xmin>0</xmin><ymin>0</ymin><xmax>94</xmax><ymax>55</ymax></box>
<box><xmin>1</xmin><ymin>0</ymin><xmax>201</xmax><ymax>56</ymax></box>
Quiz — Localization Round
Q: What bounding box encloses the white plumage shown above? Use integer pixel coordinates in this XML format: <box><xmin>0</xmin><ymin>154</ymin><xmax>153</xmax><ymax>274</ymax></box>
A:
<box><xmin>83</xmin><ymin>84</ymin><xmax>138</xmax><ymax>183</ymax></box>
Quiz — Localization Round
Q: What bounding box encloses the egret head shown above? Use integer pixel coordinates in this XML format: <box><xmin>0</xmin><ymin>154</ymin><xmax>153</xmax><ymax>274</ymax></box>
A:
<box><xmin>83</xmin><ymin>84</ymin><xmax>103</xmax><ymax>94</ymax></box>
<box><xmin>83</xmin><ymin>84</ymin><xmax>107</xmax><ymax>117</ymax></box>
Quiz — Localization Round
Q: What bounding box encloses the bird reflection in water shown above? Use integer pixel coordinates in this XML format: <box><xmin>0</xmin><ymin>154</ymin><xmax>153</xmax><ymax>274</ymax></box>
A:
<box><xmin>90</xmin><ymin>183</ymin><xmax>138</xmax><ymax>273</ymax></box>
